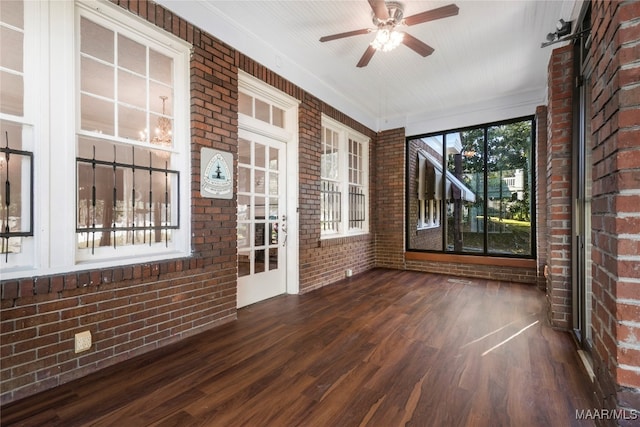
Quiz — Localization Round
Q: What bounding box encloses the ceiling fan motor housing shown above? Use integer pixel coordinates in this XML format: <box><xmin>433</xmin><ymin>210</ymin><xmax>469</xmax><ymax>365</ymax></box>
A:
<box><xmin>372</xmin><ymin>1</ymin><xmax>404</xmax><ymax>27</ymax></box>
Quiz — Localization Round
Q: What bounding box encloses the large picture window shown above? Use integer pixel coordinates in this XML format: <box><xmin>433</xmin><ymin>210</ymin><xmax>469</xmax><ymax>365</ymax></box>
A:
<box><xmin>406</xmin><ymin>117</ymin><xmax>535</xmax><ymax>257</ymax></box>
<box><xmin>321</xmin><ymin>116</ymin><xmax>369</xmax><ymax>238</ymax></box>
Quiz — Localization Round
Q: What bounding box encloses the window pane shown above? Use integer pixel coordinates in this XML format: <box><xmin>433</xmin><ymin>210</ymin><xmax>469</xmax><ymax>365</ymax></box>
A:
<box><xmin>149</xmin><ymin>49</ymin><xmax>172</xmax><ymax>85</ymax></box>
<box><xmin>0</xmin><ymin>120</ymin><xmax>32</xmax><ymax>236</ymax></box>
<box><xmin>118</xmin><ymin>104</ymin><xmax>145</xmax><ymax>140</ymax></box>
<box><xmin>150</xmin><ymin>85</ymin><xmax>172</xmax><ymax>116</ymax></box>
<box><xmin>118</xmin><ymin>69</ymin><xmax>146</xmax><ymax>109</ymax></box>
<box><xmin>0</xmin><ymin>26</ymin><xmax>23</xmax><ymax>71</ymax></box>
<box><xmin>148</xmin><ymin>113</ymin><xmax>172</xmax><ymax>147</ymax></box>
<box><xmin>1</xmin><ymin>0</ymin><xmax>24</xmax><ymax>29</ymax></box>
<box><xmin>447</xmin><ymin>130</ymin><xmax>484</xmax><ymax>253</ymax></box>
<box><xmin>118</xmin><ymin>34</ymin><xmax>146</xmax><ymax>74</ymax></box>
<box><xmin>272</xmin><ymin>106</ymin><xmax>284</xmax><ymax>128</ymax></box>
<box><xmin>81</xmin><ymin>94</ymin><xmax>114</xmax><ymax>135</ymax></box>
<box><xmin>407</xmin><ymin>135</ymin><xmax>444</xmax><ymax>250</ymax></box>
<box><xmin>238</xmin><ymin>93</ymin><xmax>252</xmax><ymax>117</ymax></box>
<box><xmin>81</xmin><ymin>17</ymin><xmax>114</xmax><ymax>63</ymax></box>
<box><xmin>255</xmin><ymin>98</ymin><xmax>269</xmax><ymax>123</ymax></box>
<box><xmin>487</xmin><ymin>122</ymin><xmax>532</xmax><ymax>256</ymax></box>
<box><xmin>0</xmin><ymin>71</ymin><xmax>23</xmax><ymax>116</ymax></box>
<box><xmin>81</xmin><ymin>57</ymin><xmax>114</xmax><ymax>99</ymax></box>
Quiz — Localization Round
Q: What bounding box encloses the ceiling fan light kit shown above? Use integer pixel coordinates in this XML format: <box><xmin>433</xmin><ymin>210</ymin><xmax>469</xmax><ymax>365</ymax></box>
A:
<box><xmin>319</xmin><ymin>0</ymin><xmax>459</xmax><ymax>67</ymax></box>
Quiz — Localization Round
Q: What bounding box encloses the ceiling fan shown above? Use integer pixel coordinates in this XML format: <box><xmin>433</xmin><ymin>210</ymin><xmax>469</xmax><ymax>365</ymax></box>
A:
<box><xmin>319</xmin><ymin>1</ymin><xmax>459</xmax><ymax>68</ymax></box>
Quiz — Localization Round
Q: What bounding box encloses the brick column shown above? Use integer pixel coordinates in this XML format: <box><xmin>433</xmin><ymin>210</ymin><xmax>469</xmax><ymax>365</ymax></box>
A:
<box><xmin>375</xmin><ymin>128</ymin><xmax>406</xmax><ymax>269</ymax></box>
<box><xmin>535</xmin><ymin>105</ymin><xmax>549</xmax><ymax>291</ymax></box>
<box><xmin>590</xmin><ymin>0</ymin><xmax>640</xmax><ymax>419</ymax></box>
<box><xmin>546</xmin><ymin>45</ymin><xmax>573</xmax><ymax>330</ymax></box>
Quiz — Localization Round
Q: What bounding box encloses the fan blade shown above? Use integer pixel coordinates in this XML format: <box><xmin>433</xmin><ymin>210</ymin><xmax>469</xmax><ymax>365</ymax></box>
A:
<box><xmin>401</xmin><ymin>32</ymin><xmax>434</xmax><ymax>57</ymax></box>
<box><xmin>368</xmin><ymin>0</ymin><xmax>389</xmax><ymax>20</ymax></box>
<box><xmin>320</xmin><ymin>28</ymin><xmax>371</xmax><ymax>42</ymax></box>
<box><xmin>404</xmin><ymin>4</ymin><xmax>459</xmax><ymax>26</ymax></box>
<box><xmin>357</xmin><ymin>45</ymin><xmax>376</xmax><ymax>68</ymax></box>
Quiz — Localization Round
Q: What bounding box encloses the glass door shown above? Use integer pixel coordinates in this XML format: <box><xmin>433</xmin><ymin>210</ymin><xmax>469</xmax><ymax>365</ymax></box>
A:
<box><xmin>237</xmin><ymin>130</ymin><xmax>287</xmax><ymax>308</ymax></box>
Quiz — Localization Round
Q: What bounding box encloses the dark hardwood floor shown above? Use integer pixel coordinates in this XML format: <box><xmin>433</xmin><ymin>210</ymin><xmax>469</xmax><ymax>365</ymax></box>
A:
<box><xmin>1</xmin><ymin>269</ymin><xmax>596</xmax><ymax>426</ymax></box>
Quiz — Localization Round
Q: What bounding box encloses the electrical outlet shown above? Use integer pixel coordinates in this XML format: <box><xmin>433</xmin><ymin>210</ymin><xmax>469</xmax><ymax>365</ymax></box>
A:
<box><xmin>345</xmin><ymin>269</ymin><xmax>353</xmax><ymax>278</ymax></box>
<box><xmin>75</xmin><ymin>331</ymin><xmax>92</xmax><ymax>353</ymax></box>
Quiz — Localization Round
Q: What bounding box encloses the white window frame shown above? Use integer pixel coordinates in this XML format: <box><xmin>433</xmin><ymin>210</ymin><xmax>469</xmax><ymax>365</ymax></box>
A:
<box><xmin>320</xmin><ymin>115</ymin><xmax>369</xmax><ymax>239</ymax></box>
<box><xmin>418</xmin><ymin>199</ymin><xmax>441</xmax><ymax>230</ymax></box>
<box><xmin>0</xmin><ymin>0</ymin><xmax>191</xmax><ymax>280</ymax></box>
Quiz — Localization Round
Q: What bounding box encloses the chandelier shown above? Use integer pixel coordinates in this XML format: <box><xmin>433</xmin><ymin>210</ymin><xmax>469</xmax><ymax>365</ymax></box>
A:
<box><xmin>371</xmin><ymin>26</ymin><xmax>404</xmax><ymax>52</ymax></box>
<box><xmin>139</xmin><ymin>95</ymin><xmax>172</xmax><ymax>146</ymax></box>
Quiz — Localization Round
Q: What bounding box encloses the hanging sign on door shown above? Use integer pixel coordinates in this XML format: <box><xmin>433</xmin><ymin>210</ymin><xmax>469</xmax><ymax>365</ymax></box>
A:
<box><xmin>201</xmin><ymin>147</ymin><xmax>233</xmax><ymax>199</ymax></box>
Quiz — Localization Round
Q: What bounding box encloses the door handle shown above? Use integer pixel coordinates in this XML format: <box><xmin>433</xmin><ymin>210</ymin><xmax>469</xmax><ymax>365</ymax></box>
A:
<box><xmin>281</xmin><ymin>214</ymin><xmax>287</xmax><ymax>247</ymax></box>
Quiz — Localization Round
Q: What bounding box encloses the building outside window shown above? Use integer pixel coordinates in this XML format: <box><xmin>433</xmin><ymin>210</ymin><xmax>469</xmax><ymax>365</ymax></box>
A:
<box><xmin>321</xmin><ymin>116</ymin><xmax>369</xmax><ymax>238</ymax></box>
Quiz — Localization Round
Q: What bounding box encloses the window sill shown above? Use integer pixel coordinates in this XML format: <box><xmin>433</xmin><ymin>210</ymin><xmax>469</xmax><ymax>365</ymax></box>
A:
<box><xmin>417</xmin><ymin>224</ymin><xmax>440</xmax><ymax>231</ymax></box>
<box><xmin>319</xmin><ymin>233</ymin><xmax>371</xmax><ymax>248</ymax></box>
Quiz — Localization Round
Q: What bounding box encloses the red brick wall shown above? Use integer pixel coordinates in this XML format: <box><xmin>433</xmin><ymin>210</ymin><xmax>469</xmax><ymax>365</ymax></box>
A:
<box><xmin>545</xmin><ymin>45</ymin><xmax>574</xmax><ymax>330</ymax></box>
<box><xmin>0</xmin><ymin>0</ymin><xmax>377</xmax><ymax>405</ymax></box>
<box><xmin>589</xmin><ymin>0</ymin><xmax>640</xmax><ymax>418</ymax></box>
<box><xmin>535</xmin><ymin>106</ymin><xmax>549</xmax><ymax>291</ymax></box>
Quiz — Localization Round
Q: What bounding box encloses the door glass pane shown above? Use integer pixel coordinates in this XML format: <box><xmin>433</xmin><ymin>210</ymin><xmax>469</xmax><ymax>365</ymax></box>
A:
<box><xmin>255</xmin><ymin>170</ymin><xmax>265</xmax><ymax>194</ymax></box>
<box><xmin>255</xmin><ymin>143</ymin><xmax>266</xmax><ymax>169</ymax></box>
<box><xmin>238</xmin><ymin>166</ymin><xmax>250</xmax><ymax>193</ymax></box>
<box><xmin>486</xmin><ymin>122</ymin><xmax>532</xmax><ymax>256</ymax></box>
<box><xmin>269</xmin><ymin>221</ymin><xmax>278</xmax><ymax>245</ymax></box>
<box><xmin>237</xmin><ymin>223</ymin><xmax>249</xmax><ymax>249</ymax></box>
<box><xmin>269</xmin><ymin>147</ymin><xmax>278</xmax><ymax>170</ymax></box>
<box><xmin>269</xmin><ymin>247</ymin><xmax>278</xmax><ymax>270</ymax></box>
<box><xmin>238</xmin><ymin>250</ymin><xmax>250</xmax><ymax>277</ymax></box>
<box><xmin>255</xmin><ymin>249</ymin><xmax>265</xmax><ymax>273</ymax></box>
<box><xmin>238</xmin><ymin>138</ymin><xmax>251</xmax><ymax>164</ymax></box>
<box><xmin>269</xmin><ymin>172</ymin><xmax>278</xmax><ymax>196</ymax></box>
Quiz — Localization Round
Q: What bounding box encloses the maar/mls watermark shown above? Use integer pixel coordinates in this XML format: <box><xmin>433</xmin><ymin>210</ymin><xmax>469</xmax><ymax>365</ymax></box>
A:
<box><xmin>576</xmin><ymin>408</ymin><xmax>639</xmax><ymax>421</ymax></box>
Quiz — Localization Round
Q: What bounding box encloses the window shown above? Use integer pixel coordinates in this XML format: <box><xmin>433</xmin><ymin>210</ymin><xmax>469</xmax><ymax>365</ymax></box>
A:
<box><xmin>0</xmin><ymin>0</ymin><xmax>191</xmax><ymax>280</ymax></box>
<box><xmin>320</xmin><ymin>116</ymin><xmax>369</xmax><ymax>237</ymax></box>
<box><xmin>76</xmin><ymin>9</ymin><xmax>185</xmax><ymax>259</ymax></box>
<box><xmin>0</xmin><ymin>0</ymin><xmax>34</xmax><ymax>269</ymax></box>
<box><xmin>407</xmin><ymin>117</ymin><xmax>535</xmax><ymax>257</ymax></box>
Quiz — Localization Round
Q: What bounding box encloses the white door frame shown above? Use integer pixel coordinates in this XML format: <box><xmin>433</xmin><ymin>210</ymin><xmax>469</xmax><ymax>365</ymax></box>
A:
<box><xmin>238</xmin><ymin>71</ymin><xmax>299</xmax><ymax>297</ymax></box>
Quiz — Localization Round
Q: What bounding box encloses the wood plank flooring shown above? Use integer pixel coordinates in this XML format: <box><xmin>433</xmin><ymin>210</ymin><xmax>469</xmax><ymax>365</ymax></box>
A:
<box><xmin>1</xmin><ymin>269</ymin><xmax>596</xmax><ymax>426</ymax></box>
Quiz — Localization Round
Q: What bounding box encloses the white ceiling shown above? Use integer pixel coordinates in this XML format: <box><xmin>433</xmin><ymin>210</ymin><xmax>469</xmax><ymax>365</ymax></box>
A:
<box><xmin>157</xmin><ymin>0</ymin><xmax>582</xmax><ymax>135</ymax></box>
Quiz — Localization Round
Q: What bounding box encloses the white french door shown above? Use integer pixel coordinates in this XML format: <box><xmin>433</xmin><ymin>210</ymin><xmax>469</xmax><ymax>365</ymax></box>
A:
<box><xmin>237</xmin><ymin>130</ymin><xmax>287</xmax><ymax>307</ymax></box>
